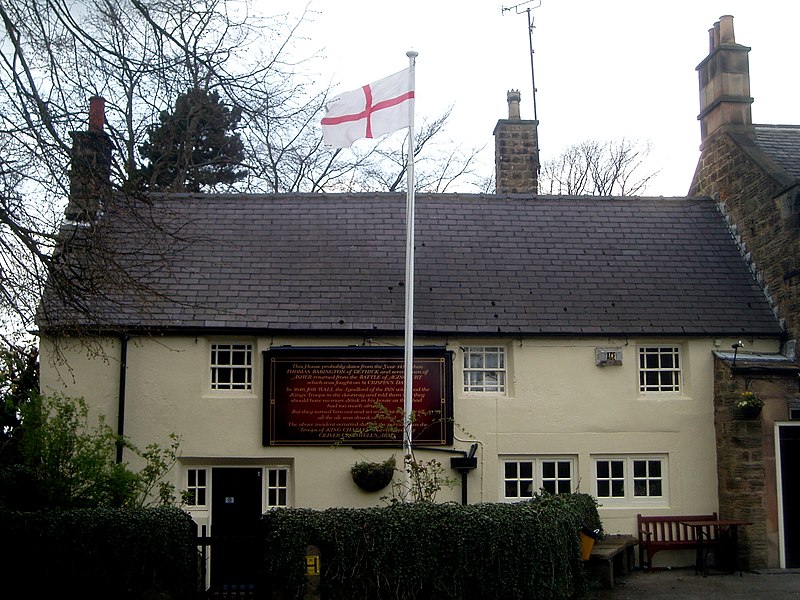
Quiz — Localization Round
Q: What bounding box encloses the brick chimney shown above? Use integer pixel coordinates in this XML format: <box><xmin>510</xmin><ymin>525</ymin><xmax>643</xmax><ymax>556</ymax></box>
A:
<box><xmin>494</xmin><ymin>90</ymin><xmax>539</xmax><ymax>194</ymax></box>
<box><xmin>696</xmin><ymin>15</ymin><xmax>754</xmax><ymax>147</ymax></box>
<box><xmin>66</xmin><ymin>96</ymin><xmax>112</xmax><ymax>222</ymax></box>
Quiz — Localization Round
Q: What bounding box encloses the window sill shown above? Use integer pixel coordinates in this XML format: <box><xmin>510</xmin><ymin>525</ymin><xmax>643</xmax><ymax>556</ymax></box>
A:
<box><xmin>202</xmin><ymin>391</ymin><xmax>257</xmax><ymax>400</ymax></box>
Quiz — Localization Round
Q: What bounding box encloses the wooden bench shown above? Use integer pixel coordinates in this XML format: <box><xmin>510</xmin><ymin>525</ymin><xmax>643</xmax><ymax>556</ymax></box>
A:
<box><xmin>587</xmin><ymin>534</ymin><xmax>638</xmax><ymax>589</ymax></box>
<box><xmin>637</xmin><ymin>513</ymin><xmax>719</xmax><ymax>571</ymax></box>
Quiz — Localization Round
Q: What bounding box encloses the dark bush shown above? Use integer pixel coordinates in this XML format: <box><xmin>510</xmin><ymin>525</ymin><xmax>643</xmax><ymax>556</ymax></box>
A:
<box><xmin>263</xmin><ymin>492</ymin><xmax>601</xmax><ymax>600</ymax></box>
<box><xmin>0</xmin><ymin>506</ymin><xmax>197</xmax><ymax>599</ymax></box>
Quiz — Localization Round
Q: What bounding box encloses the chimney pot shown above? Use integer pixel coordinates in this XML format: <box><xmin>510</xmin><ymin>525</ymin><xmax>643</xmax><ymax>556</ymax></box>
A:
<box><xmin>494</xmin><ymin>90</ymin><xmax>538</xmax><ymax>194</ymax></box>
<box><xmin>507</xmin><ymin>89</ymin><xmax>521</xmax><ymax>120</ymax></box>
<box><xmin>89</xmin><ymin>96</ymin><xmax>106</xmax><ymax>132</ymax></box>
<box><xmin>696</xmin><ymin>15</ymin><xmax>753</xmax><ymax>145</ymax></box>
<box><xmin>718</xmin><ymin>15</ymin><xmax>735</xmax><ymax>44</ymax></box>
<box><xmin>66</xmin><ymin>97</ymin><xmax>112</xmax><ymax>221</ymax></box>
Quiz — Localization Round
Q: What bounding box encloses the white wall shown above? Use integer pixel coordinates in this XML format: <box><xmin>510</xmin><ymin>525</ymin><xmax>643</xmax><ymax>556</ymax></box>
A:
<box><xmin>39</xmin><ymin>333</ymin><xmax>781</xmax><ymax>553</ymax></box>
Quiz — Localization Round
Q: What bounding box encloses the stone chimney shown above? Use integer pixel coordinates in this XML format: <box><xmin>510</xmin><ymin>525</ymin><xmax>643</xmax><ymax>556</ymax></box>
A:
<box><xmin>696</xmin><ymin>15</ymin><xmax>754</xmax><ymax>146</ymax></box>
<box><xmin>66</xmin><ymin>96</ymin><xmax>112</xmax><ymax>222</ymax></box>
<box><xmin>493</xmin><ymin>90</ymin><xmax>539</xmax><ymax>194</ymax></box>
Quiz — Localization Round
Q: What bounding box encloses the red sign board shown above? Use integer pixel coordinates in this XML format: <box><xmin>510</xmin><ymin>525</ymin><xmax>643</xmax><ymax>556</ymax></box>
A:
<box><xmin>263</xmin><ymin>347</ymin><xmax>453</xmax><ymax>446</ymax></box>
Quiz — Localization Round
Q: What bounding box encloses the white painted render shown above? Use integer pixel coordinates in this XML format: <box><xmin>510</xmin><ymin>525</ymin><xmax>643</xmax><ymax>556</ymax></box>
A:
<box><xmin>39</xmin><ymin>333</ymin><xmax>781</xmax><ymax>561</ymax></box>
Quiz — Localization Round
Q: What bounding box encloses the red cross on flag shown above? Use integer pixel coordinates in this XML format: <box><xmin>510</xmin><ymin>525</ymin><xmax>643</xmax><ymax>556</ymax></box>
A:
<box><xmin>321</xmin><ymin>67</ymin><xmax>415</xmax><ymax>149</ymax></box>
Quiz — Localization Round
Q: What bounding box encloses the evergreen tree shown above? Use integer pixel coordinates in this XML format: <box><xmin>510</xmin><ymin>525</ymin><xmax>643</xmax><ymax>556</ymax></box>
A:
<box><xmin>138</xmin><ymin>88</ymin><xmax>247</xmax><ymax>192</ymax></box>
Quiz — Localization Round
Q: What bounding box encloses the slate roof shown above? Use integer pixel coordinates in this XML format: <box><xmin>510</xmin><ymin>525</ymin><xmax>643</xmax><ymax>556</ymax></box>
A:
<box><xmin>37</xmin><ymin>193</ymin><xmax>783</xmax><ymax>338</ymax></box>
<box><xmin>754</xmin><ymin>124</ymin><xmax>800</xmax><ymax>181</ymax></box>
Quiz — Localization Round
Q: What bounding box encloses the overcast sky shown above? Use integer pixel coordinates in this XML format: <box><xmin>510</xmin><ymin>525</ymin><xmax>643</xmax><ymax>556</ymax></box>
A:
<box><xmin>277</xmin><ymin>1</ymin><xmax>799</xmax><ymax>196</ymax></box>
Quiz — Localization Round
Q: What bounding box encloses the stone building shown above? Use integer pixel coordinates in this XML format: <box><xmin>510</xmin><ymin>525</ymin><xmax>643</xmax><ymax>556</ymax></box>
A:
<box><xmin>690</xmin><ymin>15</ymin><xmax>800</xmax><ymax>570</ymax></box>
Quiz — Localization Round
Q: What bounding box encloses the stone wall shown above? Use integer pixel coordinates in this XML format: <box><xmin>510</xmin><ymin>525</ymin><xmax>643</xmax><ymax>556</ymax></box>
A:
<box><xmin>493</xmin><ymin>118</ymin><xmax>539</xmax><ymax>195</ymax></box>
<box><xmin>691</xmin><ymin>132</ymin><xmax>800</xmax><ymax>340</ymax></box>
<box><xmin>713</xmin><ymin>356</ymin><xmax>797</xmax><ymax>568</ymax></box>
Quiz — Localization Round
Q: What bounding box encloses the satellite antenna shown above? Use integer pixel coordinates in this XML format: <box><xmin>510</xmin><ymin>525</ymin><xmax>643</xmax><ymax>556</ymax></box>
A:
<box><xmin>501</xmin><ymin>0</ymin><xmax>541</xmax><ymax>121</ymax></box>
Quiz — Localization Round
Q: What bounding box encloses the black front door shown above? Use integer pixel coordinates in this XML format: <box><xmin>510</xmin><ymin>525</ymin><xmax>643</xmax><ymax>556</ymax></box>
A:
<box><xmin>779</xmin><ymin>425</ymin><xmax>800</xmax><ymax>567</ymax></box>
<box><xmin>211</xmin><ymin>468</ymin><xmax>263</xmax><ymax>590</ymax></box>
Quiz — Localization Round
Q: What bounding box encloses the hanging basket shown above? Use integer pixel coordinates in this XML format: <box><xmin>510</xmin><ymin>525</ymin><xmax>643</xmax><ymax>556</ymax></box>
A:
<box><xmin>351</xmin><ymin>457</ymin><xmax>396</xmax><ymax>492</ymax></box>
<box><xmin>738</xmin><ymin>405</ymin><xmax>762</xmax><ymax>419</ymax></box>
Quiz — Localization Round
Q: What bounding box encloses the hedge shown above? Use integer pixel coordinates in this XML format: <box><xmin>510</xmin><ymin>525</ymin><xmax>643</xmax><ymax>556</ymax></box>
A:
<box><xmin>0</xmin><ymin>506</ymin><xmax>197</xmax><ymax>599</ymax></box>
<box><xmin>262</xmin><ymin>492</ymin><xmax>602</xmax><ymax>600</ymax></box>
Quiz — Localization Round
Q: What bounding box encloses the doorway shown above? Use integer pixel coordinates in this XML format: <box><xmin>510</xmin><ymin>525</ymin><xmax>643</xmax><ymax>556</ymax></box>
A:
<box><xmin>777</xmin><ymin>424</ymin><xmax>800</xmax><ymax>568</ymax></box>
<box><xmin>210</xmin><ymin>467</ymin><xmax>264</xmax><ymax>591</ymax></box>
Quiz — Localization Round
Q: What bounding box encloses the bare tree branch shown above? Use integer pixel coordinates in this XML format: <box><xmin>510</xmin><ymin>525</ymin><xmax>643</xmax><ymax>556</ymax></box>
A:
<box><xmin>539</xmin><ymin>138</ymin><xmax>660</xmax><ymax>196</ymax></box>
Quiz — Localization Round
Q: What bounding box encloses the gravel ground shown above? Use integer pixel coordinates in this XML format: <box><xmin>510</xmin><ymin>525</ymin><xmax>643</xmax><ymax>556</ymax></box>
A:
<box><xmin>589</xmin><ymin>567</ymin><xmax>800</xmax><ymax>599</ymax></box>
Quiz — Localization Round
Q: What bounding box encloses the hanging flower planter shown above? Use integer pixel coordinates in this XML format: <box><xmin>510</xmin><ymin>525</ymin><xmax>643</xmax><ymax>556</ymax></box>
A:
<box><xmin>736</xmin><ymin>391</ymin><xmax>763</xmax><ymax>418</ymax></box>
<box><xmin>739</xmin><ymin>405</ymin><xmax>762</xmax><ymax>418</ymax></box>
<box><xmin>351</xmin><ymin>456</ymin><xmax>396</xmax><ymax>492</ymax></box>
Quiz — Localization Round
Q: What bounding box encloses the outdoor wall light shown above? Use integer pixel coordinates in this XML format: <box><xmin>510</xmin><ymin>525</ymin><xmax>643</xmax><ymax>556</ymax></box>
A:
<box><xmin>732</xmin><ymin>340</ymin><xmax>743</xmax><ymax>366</ymax></box>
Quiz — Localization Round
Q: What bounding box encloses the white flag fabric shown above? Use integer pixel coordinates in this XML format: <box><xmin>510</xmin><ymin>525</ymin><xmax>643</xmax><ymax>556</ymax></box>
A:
<box><xmin>321</xmin><ymin>67</ymin><xmax>414</xmax><ymax>148</ymax></box>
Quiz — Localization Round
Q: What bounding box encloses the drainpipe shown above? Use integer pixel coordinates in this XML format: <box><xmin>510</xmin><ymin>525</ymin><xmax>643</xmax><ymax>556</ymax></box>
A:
<box><xmin>116</xmin><ymin>335</ymin><xmax>129</xmax><ymax>464</ymax></box>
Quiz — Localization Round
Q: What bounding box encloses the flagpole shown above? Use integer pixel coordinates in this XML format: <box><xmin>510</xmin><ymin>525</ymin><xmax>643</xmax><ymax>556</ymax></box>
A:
<box><xmin>403</xmin><ymin>50</ymin><xmax>418</xmax><ymax>464</ymax></box>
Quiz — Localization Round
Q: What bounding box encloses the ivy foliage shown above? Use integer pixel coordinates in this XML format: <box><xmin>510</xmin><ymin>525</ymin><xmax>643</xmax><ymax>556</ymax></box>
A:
<box><xmin>263</xmin><ymin>492</ymin><xmax>602</xmax><ymax>600</ymax></box>
<box><xmin>0</xmin><ymin>506</ymin><xmax>197</xmax><ymax>598</ymax></box>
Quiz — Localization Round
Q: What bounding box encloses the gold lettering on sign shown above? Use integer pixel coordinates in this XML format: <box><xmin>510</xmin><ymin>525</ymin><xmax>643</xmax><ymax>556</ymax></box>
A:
<box><xmin>268</xmin><ymin>355</ymin><xmax>447</xmax><ymax>445</ymax></box>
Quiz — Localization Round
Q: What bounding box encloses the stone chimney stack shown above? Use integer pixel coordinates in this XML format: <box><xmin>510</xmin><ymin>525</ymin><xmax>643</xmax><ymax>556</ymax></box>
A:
<box><xmin>66</xmin><ymin>96</ymin><xmax>112</xmax><ymax>222</ymax></box>
<box><xmin>696</xmin><ymin>15</ymin><xmax>754</xmax><ymax>146</ymax></box>
<box><xmin>494</xmin><ymin>90</ymin><xmax>539</xmax><ymax>194</ymax></box>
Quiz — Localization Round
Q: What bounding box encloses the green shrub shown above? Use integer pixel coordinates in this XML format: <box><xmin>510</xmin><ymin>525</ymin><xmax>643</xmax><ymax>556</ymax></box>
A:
<box><xmin>0</xmin><ymin>506</ymin><xmax>197</xmax><ymax>599</ymax></box>
<box><xmin>263</xmin><ymin>492</ymin><xmax>601</xmax><ymax>600</ymax></box>
<box><xmin>0</xmin><ymin>393</ymin><xmax>180</xmax><ymax>510</ymax></box>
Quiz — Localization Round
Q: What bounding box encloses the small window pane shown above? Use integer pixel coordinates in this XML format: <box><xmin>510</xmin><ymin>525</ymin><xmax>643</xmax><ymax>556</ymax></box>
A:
<box><xmin>266</xmin><ymin>467</ymin><xmax>289</xmax><ymax>507</ymax></box>
<box><xmin>186</xmin><ymin>468</ymin><xmax>208</xmax><ymax>507</ymax></box>
<box><xmin>463</xmin><ymin>347</ymin><xmax>507</xmax><ymax>393</ymax></box>
<box><xmin>639</xmin><ymin>347</ymin><xmax>681</xmax><ymax>393</ymax></box>
<box><xmin>211</xmin><ymin>343</ymin><xmax>253</xmax><ymax>391</ymax></box>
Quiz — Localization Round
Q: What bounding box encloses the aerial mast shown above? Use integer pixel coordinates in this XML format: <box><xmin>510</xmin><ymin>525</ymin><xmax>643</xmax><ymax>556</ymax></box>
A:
<box><xmin>501</xmin><ymin>0</ymin><xmax>541</xmax><ymax>121</ymax></box>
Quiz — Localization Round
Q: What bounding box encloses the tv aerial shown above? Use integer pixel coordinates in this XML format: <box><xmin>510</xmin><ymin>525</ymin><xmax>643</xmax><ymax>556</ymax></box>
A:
<box><xmin>501</xmin><ymin>0</ymin><xmax>541</xmax><ymax>121</ymax></box>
